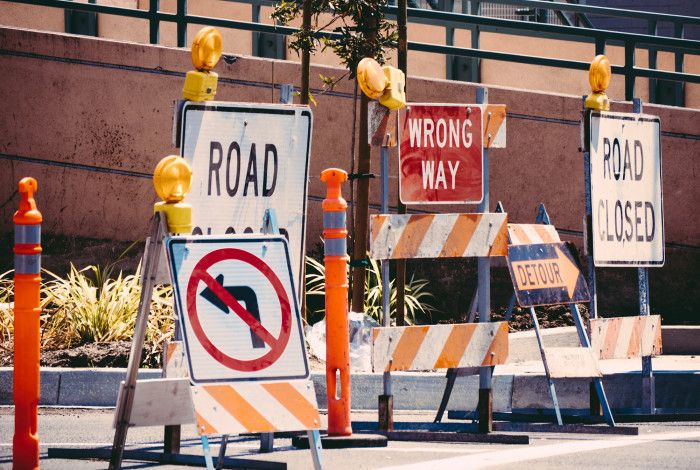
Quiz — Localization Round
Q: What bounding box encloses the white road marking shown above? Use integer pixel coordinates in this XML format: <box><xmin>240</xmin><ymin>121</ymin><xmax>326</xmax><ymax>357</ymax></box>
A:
<box><xmin>379</xmin><ymin>429</ymin><xmax>700</xmax><ymax>469</ymax></box>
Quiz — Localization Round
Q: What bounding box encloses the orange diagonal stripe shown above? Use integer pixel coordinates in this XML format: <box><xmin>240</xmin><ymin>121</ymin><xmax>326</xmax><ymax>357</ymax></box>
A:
<box><xmin>370</xmin><ymin>215</ymin><xmax>387</xmax><ymax>245</ymax></box>
<box><xmin>440</xmin><ymin>214</ymin><xmax>479</xmax><ymax>257</ymax></box>
<box><xmin>204</xmin><ymin>385</ymin><xmax>276</xmax><ymax>433</ymax></box>
<box><xmin>602</xmin><ymin>318</ymin><xmax>622</xmax><ymax>360</ymax></box>
<box><xmin>434</xmin><ymin>324</ymin><xmax>476</xmax><ymax>368</ymax></box>
<box><xmin>532</xmin><ymin>225</ymin><xmax>557</xmax><ymax>243</ymax></box>
<box><xmin>195</xmin><ymin>412</ymin><xmax>217</xmax><ymax>435</ymax></box>
<box><xmin>627</xmin><ymin>318</ymin><xmax>642</xmax><ymax>358</ymax></box>
<box><xmin>488</xmin><ymin>217</ymin><xmax>509</xmax><ymax>257</ymax></box>
<box><xmin>262</xmin><ymin>382</ymin><xmax>320</xmax><ymax>429</ymax></box>
<box><xmin>392</xmin><ymin>215</ymin><xmax>435</xmax><ymax>259</ymax></box>
<box><xmin>481</xmin><ymin>322</ymin><xmax>509</xmax><ymax>366</ymax></box>
<box><xmin>484</xmin><ymin>104</ymin><xmax>506</xmax><ymax>148</ymax></box>
<box><xmin>509</xmin><ymin>225</ymin><xmax>531</xmax><ymax>245</ymax></box>
<box><xmin>388</xmin><ymin>326</ymin><xmax>430</xmax><ymax>371</ymax></box>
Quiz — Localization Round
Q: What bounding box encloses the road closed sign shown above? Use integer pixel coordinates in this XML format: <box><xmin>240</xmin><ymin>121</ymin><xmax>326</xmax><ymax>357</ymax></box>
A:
<box><xmin>166</xmin><ymin>236</ymin><xmax>308</xmax><ymax>384</ymax></box>
<box><xmin>180</xmin><ymin>102</ymin><xmax>312</xmax><ymax>293</ymax></box>
<box><xmin>589</xmin><ymin>111</ymin><xmax>664</xmax><ymax>266</ymax></box>
<box><xmin>399</xmin><ymin>104</ymin><xmax>483</xmax><ymax>204</ymax></box>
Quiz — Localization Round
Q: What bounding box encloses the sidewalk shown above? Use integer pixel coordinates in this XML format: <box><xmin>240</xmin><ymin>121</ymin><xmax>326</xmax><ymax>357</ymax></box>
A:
<box><xmin>1</xmin><ymin>356</ymin><xmax>698</xmax><ymax>412</ymax></box>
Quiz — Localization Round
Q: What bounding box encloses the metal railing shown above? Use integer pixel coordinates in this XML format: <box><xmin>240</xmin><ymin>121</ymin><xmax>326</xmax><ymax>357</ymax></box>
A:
<box><xmin>6</xmin><ymin>0</ymin><xmax>700</xmax><ymax>103</ymax></box>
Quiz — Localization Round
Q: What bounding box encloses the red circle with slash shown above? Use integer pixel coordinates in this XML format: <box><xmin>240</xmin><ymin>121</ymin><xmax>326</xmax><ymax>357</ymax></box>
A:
<box><xmin>186</xmin><ymin>248</ymin><xmax>291</xmax><ymax>371</ymax></box>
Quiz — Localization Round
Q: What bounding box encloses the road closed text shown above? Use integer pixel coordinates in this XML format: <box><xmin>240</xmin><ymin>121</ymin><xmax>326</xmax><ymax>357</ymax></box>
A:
<box><xmin>596</xmin><ymin>137</ymin><xmax>656</xmax><ymax>243</ymax></box>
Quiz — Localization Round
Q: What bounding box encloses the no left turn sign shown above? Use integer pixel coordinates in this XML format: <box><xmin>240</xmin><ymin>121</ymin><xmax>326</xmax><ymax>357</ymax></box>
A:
<box><xmin>166</xmin><ymin>236</ymin><xmax>309</xmax><ymax>384</ymax></box>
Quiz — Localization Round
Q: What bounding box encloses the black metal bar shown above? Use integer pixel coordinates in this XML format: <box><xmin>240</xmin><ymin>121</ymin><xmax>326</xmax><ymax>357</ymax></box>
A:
<box><xmin>450</xmin><ymin>0</ymin><xmax>700</xmax><ymax>25</ymax></box>
<box><xmin>177</xmin><ymin>0</ymin><xmax>187</xmax><ymax>48</ymax></box>
<box><xmin>625</xmin><ymin>41</ymin><xmax>635</xmax><ymax>100</ymax></box>
<box><xmin>149</xmin><ymin>0</ymin><xmax>159</xmax><ymax>45</ymax></box>
<box><xmin>675</xmin><ymin>23</ymin><xmax>685</xmax><ymax>106</ymax></box>
<box><xmin>388</xmin><ymin>6</ymin><xmax>700</xmax><ymax>53</ymax></box>
<box><xmin>595</xmin><ymin>36</ymin><xmax>605</xmax><ymax>56</ymax></box>
<box><xmin>648</xmin><ymin>19</ymin><xmax>658</xmax><ymax>103</ymax></box>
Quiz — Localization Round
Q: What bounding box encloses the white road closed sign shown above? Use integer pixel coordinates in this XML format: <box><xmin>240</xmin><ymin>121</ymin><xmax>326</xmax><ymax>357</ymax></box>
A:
<box><xmin>180</xmin><ymin>102</ymin><xmax>312</xmax><ymax>293</ymax></box>
<box><xmin>166</xmin><ymin>236</ymin><xmax>309</xmax><ymax>384</ymax></box>
<box><xmin>589</xmin><ymin>111</ymin><xmax>664</xmax><ymax>267</ymax></box>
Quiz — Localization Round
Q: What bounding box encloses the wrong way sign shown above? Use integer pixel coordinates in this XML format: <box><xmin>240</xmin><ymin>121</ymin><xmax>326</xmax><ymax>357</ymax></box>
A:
<box><xmin>588</xmin><ymin>111</ymin><xmax>664</xmax><ymax>267</ymax></box>
<box><xmin>180</xmin><ymin>102</ymin><xmax>312</xmax><ymax>293</ymax></box>
<box><xmin>507</xmin><ymin>242</ymin><xmax>590</xmax><ymax>307</ymax></box>
<box><xmin>166</xmin><ymin>236</ymin><xmax>308</xmax><ymax>384</ymax></box>
<box><xmin>399</xmin><ymin>104</ymin><xmax>483</xmax><ymax>204</ymax></box>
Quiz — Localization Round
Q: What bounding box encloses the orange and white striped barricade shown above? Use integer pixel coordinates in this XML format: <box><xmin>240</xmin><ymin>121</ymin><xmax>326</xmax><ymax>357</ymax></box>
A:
<box><xmin>366</xmin><ymin>212</ymin><xmax>529</xmax><ymax>443</ymax></box>
<box><xmin>590</xmin><ymin>315</ymin><xmax>662</xmax><ymax>360</ymax></box>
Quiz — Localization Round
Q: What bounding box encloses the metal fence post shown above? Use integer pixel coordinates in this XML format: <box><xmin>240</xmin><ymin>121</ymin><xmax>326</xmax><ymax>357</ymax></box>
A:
<box><xmin>149</xmin><ymin>0</ymin><xmax>159</xmax><ymax>45</ymax></box>
<box><xmin>176</xmin><ymin>0</ymin><xmax>187</xmax><ymax>48</ymax></box>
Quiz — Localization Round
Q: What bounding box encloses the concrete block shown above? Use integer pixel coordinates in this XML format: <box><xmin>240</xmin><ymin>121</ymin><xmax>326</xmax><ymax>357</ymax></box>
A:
<box><xmin>0</xmin><ymin>367</ymin><xmax>61</xmax><ymax>406</ymax></box>
<box><xmin>57</xmin><ymin>368</ymin><xmax>161</xmax><ymax>407</ymax></box>
<box><xmin>662</xmin><ymin>326</ymin><xmax>700</xmax><ymax>355</ymax></box>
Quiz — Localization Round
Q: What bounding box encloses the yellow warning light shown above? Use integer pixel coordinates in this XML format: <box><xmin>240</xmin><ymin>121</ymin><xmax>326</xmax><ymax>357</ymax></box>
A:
<box><xmin>357</xmin><ymin>58</ymin><xmax>387</xmax><ymax>100</ymax></box>
<box><xmin>153</xmin><ymin>156</ymin><xmax>193</xmax><ymax>233</ymax></box>
<box><xmin>183</xmin><ymin>27</ymin><xmax>222</xmax><ymax>101</ymax></box>
<box><xmin>356</xmin><ymin>57</ymin><xmax>406</xmax><ymax>110</ymax></box>
<box><xmin>585</xmin><ymin>55</ymin><xmax>611</xmax><ymax>111</ymax></box>
<box><xmin>191</xmin><ymin>27</ymin><xmax>222</xmax><ymax>72</ymax></box>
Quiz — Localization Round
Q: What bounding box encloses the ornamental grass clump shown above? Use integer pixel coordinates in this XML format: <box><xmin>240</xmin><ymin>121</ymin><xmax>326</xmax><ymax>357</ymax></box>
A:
<box><xmin>0</xmin><ymin>265</ymin><xmax>175</xmax><ymax>355</ymax></box>
<box><xmin>305</xmin><ymin>255</ymin><xmax>437</xmax><ymax>325</ymax></box>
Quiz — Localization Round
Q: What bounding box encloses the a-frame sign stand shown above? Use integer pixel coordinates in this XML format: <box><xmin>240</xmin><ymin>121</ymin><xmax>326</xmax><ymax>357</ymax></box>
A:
<box><xmin>436</xmin><ymin>203</ymin><xmax>629</xmax><ymax>433</ymax></box>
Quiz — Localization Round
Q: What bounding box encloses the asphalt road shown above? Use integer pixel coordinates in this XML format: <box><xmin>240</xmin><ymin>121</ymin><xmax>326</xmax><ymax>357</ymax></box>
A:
<box><xmin>1</xmin><ymin>407</ymin><xmax>700</xmax><ymax>469</ymax></box>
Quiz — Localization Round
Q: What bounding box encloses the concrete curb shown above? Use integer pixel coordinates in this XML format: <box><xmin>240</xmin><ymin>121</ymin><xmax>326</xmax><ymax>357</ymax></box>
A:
<box><xmin>1</xmin><ymin>367</ymin><xmax>699</xmax><ymax>411</ymax></box>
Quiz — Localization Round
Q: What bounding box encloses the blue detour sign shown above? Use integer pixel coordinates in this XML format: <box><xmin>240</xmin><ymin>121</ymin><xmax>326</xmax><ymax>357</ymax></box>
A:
<box><xmin>507</xmin><ymin>242</ymin><xmax>590</xmax><ymax>307</ymax></box>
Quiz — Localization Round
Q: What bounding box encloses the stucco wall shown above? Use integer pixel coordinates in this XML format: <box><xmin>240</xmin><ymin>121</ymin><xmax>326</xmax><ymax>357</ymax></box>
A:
<box><xmin>0</xmin><ymin>27</ymin><xmax>697</xmax><ymax>321</ymax></box>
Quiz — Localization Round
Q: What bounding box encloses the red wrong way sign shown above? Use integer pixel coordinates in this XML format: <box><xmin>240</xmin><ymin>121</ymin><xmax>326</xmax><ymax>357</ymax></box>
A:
<box><xmin>400</xmin><ymin>104</ymin><xmax>483</xmax><ymax>204</ymax></box>
<box><xmin>166</xmin><ymin>236</ymin><xmax>309</xmax><ymax>384</ymax></box>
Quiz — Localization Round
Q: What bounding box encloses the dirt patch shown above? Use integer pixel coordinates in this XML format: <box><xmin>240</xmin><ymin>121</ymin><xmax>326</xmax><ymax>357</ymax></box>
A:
<box><xmin>0</xmin><ymin>340</ymin><xmax>162</xmax><ymax>368</ymax></box>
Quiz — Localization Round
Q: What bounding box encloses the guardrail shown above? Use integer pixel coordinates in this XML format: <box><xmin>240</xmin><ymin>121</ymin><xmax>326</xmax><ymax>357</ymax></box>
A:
<box><xmin>7</xmin><ymin>0</ymin><xmax>700</xmax><ymax>103</ymax></box>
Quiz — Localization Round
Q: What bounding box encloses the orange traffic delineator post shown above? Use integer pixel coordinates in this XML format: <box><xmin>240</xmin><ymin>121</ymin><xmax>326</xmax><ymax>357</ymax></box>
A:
<box><xmin>297</xmin><ymin>169</ymin><xmax>386</xmax><ymax>449</ymax></box>
<box><xmin>13</xmin><ymin>177</ymin><xmax>42</xmax><ymax>470</ymax></box>
<box><xmin>320</xmin><ymin>168</ymin><xmax>352</xmax><ymax>437</ymax></box>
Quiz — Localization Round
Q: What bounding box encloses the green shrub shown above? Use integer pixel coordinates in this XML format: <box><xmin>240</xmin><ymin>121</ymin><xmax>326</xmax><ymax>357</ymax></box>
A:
<box><xmin>305</xmin><ymin>255</ymin><xmax>437</xmax><ymax>325</ymax></box>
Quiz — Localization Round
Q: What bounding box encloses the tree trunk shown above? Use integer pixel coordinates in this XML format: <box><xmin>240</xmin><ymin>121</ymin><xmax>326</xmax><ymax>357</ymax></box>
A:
<box><xmin>351</xmin><ymin>93</ymin><xmax>371</xmax><ymax>313</ymax></box>
<box><xmin>300</xmin><ymin>0</ymin><xmax>312</xmax><ymax>105</ymax></box>
<box><xmin>395</xmin><ymin>0</ymin><xmax>408</xmax><ymax>325</ymax></box>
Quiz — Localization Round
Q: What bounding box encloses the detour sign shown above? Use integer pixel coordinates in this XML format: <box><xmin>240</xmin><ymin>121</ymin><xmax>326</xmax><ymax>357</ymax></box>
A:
<box><xmin>507</xmin><ymin>242</ymin><xmax>590</xmax><ymax>307</ymax></box>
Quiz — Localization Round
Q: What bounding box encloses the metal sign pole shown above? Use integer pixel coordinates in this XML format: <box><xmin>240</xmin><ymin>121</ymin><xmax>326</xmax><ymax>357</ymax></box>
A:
<box><xmin>475</xmin><ymin>86</ymin><xmax>493</xmax><ymax>433</ymax></box>
<box><xmin>380</xmin><ymin>134</ymin><xmax>394</xmax><ymax>431</ymax></box>
<box><xmin>582</xmin><ymin>97</ymin><xmax>598</xmax><ymax>321</ymax></box>
<box><xmin>632</xmin><ymin>97</ymin><xmax>655</xmax><ymax>414</ymax></box>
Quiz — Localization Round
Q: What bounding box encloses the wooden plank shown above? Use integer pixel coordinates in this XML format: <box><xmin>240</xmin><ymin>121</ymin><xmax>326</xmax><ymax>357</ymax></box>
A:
<box><xmin>544</xmin><ymin>347</ymin><xmax>602</xmax><ymax>378</ymax></box>
<box><xmin>590</xmin><ymin>315</ymin><xmax>662</xmax><ymax>359</ymax></box>
<box><xmin>113</xmin><ymin>378</ymin><xmax>195</xmax><ymax>428</ymax></box>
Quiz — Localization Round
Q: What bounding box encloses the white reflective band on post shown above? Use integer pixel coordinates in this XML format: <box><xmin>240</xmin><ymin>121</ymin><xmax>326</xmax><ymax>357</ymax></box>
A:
<box><xmin>324</xmin><ymin>238</ymin><xmax>346</xmax><ymax>257</ymax></box>
<box><xmin>15</xmin><ymin>254</ymin><xmax>41</xmax><ymax>274</ymax></box>
<box><xmin>14</xmin><ymin>225</ymin><xmax>41</xmax><ymax>244</ymax></box>
<box><xmin>323</xmin><ymin>212</ymin><xmax>346</xmax><ymax>229</ymax></box>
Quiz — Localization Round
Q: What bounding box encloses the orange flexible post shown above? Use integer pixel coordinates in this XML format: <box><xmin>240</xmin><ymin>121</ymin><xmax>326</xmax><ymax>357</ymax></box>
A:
<box><xmin>13</xmin><ymin>177</ymin><xmax>42</xmax><ymax>470</ymax></box>
<box><xmin>320</xmin><ymin>168</ymin><xmax>352</xmax><ymax>437</ymax></box>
